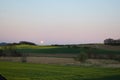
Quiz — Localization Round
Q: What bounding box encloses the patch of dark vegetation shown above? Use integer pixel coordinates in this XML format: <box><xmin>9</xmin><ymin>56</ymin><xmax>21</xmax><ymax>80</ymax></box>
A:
<box><xmin>74</xmin><ymin>52</ymin><xmax>88</xmax><ymax>63</ymax></box>
<box><xmin>0</xmin><ymin>45</ymin><xmax>21</xmax><ymax>57</ymax></box>
<box><xmin>18</xmin><ymin>41</ymin><xmax>36</xmax><ymax>45</ymax></box>
<box><xmin>77</xmin><ymin>47</ymin><xmax>120</xmax><ymax>62</ymax></box>
<box><xmin>0</xmin><ymin>74</ymin><xmax>7</xmax><ymax>80</ymax></box>
<box><xmin>104</xmin><ymin>38</ymin><xmax>120</xmax><ymax>46</ymax></box>
<box><xmin>0</xmin><ymin>41</ymin><xmax>36</xmax><ymax>47</ymax></box>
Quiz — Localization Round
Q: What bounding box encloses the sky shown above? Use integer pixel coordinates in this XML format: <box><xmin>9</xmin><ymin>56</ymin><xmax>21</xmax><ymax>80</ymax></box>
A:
<box><xmin>0</xmin><ymin>0</ymin><xmax>120</xmax><ymax>45</ymax></box>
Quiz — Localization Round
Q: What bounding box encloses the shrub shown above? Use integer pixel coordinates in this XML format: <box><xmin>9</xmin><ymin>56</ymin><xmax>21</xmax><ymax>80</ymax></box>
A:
<box><xmin>75</xmin><ymin>52</ymin><xmax>88</xmax><ymax>63</ymax></box>
<box><xmin>1</xmin><ymin>45</ymin><xmax>21</xmax><ymax>57</ymax></box>
<box><xmin>0</xmin><ymin>49</ymin><xmax>3</xmax><ymax>56</ymax></box>
<box><xmin>21</xmin><ymin>53</ymin><xmax>27</xmax><ymax>63</ymax></box>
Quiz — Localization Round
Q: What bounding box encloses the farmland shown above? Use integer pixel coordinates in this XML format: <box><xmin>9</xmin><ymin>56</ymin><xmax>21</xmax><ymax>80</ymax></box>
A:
<box><xmin>0</xmin><ymin>61</ymin><xmax>120</xmax><ymax>80</ymax></box>
<box><xmin>0</xmin><ymin>44</ymin><xmax>120</xmax><ymax>59</ymax></box>
<box><xmin>0</xmin><ymin>44</ymin><xmax>120</xmax><ymax>55</ymax></box>
<box><xmin>0</xmin><ymin>44</ymin><xmax>120</xmax><ymax>80</ymax></box>
<box><xmin>14</xmin><ymin>44</ymin><xmax>120</xmax><ymax>55</ymax></box>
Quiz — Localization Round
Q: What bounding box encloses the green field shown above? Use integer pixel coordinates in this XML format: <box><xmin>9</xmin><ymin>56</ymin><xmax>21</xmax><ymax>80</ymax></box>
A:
<box><xmin>0</xmin><ymin>44</ymin><xmax>120</xmax><ymax>58</ymax></box>
<box><xmin>0</xmin><ymin>61</ymin><xmax>120</xmax><ymax>80</ymax></box>
<box><xmin>11</xmin><ymin>44</ymin><xmax>120</xmax><ymax>54</ymax></box>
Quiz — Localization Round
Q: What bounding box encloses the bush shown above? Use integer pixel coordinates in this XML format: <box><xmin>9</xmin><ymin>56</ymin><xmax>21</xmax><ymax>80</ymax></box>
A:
<box><xmin>21</xmin><ymin>53</ymin><xmax>27</xmax><ymax>63</ymax></box>
<box><xmin>1</xmin><ymin>45</ymin><xmax>21</xmax><ymax>57</ymax></box>
<box><xmin>75</xmin><ymin>52</ymin><xmax>88</xmax><ymax>63</ymax></box>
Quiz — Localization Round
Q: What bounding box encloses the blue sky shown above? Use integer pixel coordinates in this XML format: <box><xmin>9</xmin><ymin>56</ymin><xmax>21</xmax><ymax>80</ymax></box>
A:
<box><xmin>0</xmin><ymin>0</ymin><xmax>120</xmax><ymax>44</ymax></box>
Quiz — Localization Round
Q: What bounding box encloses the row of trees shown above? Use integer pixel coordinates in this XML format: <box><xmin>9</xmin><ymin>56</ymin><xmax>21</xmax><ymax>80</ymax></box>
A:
<box><xmin>0</xmin><ymin>45</ymin><xmax>21</xmax><ymax>57</ymax></box>
<box><xmin>0</xmin><ymin>45</ymin><xmax>27</xmax><ymax>62</ymax></box>
<box><xmin>0</xmin><ymin>41</ymin><xmax>36</xmax><ymax>46</ymax></box>
<box><xmin>104</xmin><ymin>38</ymin><xmax>120</xmax><ymax>46</ymax></box>
<box><xmin>75</xmin><ymin>47</ymin><xmax>120</xmax><ymax>62</ymax></box>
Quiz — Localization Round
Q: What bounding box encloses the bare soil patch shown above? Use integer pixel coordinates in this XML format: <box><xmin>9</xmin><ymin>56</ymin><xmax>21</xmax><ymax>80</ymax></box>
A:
<box><xmin>0</xmin><ymin>57</ymin><xmax>77</xmax><ymax>64</ymax></box>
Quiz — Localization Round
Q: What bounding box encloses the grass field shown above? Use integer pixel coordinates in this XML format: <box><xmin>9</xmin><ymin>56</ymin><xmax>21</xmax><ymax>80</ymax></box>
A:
<box><xmin>0</xmin><ymin>61</ymin><xmax>120</xmax><ymax>80</ymax></box>
<box><xmin>0</xmin><ymin>44</ymin><xmax>120</xmax><ymax>55</ymax></box>
<box><xmin>13</xmin><ymin>44</ymin><xmax>120</xmax><ymax>54</ymax></box>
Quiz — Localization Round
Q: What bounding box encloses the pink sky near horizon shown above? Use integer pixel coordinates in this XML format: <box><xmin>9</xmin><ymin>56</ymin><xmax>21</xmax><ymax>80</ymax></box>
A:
<box><xmin>0</xmin><ymin>0</ymin><xmax>120</xmax><ymax>45</ymax></box>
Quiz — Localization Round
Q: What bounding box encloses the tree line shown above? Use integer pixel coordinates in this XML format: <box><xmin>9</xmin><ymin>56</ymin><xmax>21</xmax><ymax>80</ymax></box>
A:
<box><xmin>104</xmin><ymin>38</ymin><xmax>120</xmax><ymax>46</ymax></box>
<box><xmin>0</xmin><ymin>41</ymin><xmax>36</xmax><ymax>46</ymax></box>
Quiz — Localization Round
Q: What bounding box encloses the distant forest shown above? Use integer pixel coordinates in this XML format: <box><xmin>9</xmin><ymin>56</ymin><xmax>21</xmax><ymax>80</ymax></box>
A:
<box><xmin>0</xmin><ymin>41</ymin><xmax>36</xmax><ymax>46</ymax></box>
<box><xmin>104</xmin><ymin>38</ymin><xmax>120</xmax><ymax>46</ymax></box>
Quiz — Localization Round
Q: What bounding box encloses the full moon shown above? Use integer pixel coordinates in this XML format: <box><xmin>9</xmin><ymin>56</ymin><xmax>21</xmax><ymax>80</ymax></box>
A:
<box><xmin>40</xmin><ymin>41</ymin><xmax>44</xmax><ymax>44</ymax></box>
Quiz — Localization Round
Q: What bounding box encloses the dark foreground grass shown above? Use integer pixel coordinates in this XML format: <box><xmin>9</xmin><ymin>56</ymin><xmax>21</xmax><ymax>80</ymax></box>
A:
<box><xmin>0</xmin><ymin>61</ymin><xmax>120</xmax><ymax>80</ymax></box>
